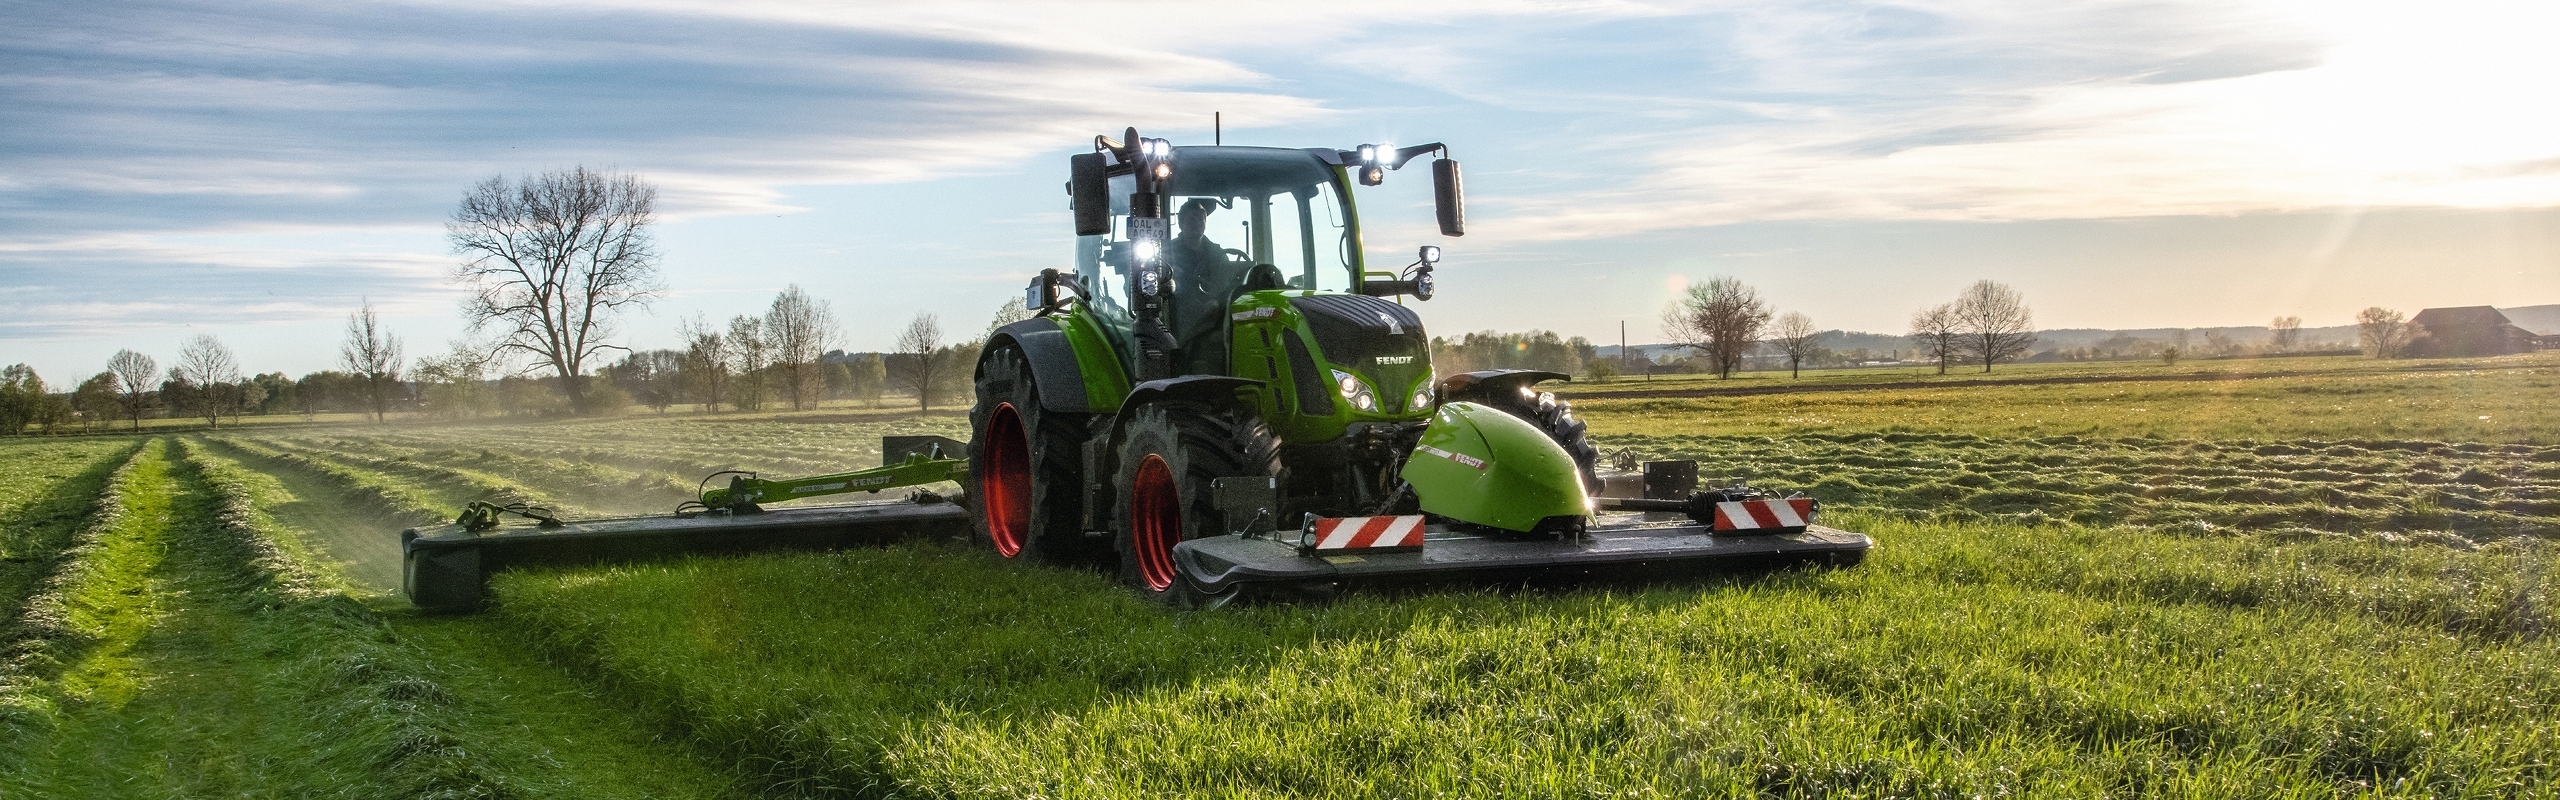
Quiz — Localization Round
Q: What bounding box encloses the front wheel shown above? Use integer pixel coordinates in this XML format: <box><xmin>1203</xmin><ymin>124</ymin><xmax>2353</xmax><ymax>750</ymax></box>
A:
<box><xmin>967</xmin><ymin>346</ymin><xmax>1091</xmax><ymax>563</ymax></box>
<box><xmin>1111</xmin><ymin>403</ymin><xmax>1279</xmax><ymax>605</ymax></box>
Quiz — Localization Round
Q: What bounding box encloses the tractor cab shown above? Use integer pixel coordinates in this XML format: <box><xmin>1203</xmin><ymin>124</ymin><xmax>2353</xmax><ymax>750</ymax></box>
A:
<box><xmin>1070</xmin><ymin>146</ymin><xmax>1365</xmax><ymax>378</ymax></box>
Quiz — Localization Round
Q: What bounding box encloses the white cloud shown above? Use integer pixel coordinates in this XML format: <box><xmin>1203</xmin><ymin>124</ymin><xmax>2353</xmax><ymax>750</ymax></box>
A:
<box><xmin>1495</xmin><ymin>0</ymin><xmax>2560</xmax><ymax>239</ymax></box>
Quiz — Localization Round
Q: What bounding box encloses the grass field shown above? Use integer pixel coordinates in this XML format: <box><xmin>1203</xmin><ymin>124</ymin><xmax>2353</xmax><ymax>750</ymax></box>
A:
<box><xmin>0</xmin><ymin>352</ymin><xmax>2551</xmax><ymax>797</ymax></box>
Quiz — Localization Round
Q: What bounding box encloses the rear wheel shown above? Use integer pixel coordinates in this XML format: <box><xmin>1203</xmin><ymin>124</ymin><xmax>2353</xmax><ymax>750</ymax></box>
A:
<box><xmin>968</xmin><ymin>346</ymin><xmax>1091</xmax><ymax>563</ymax></box>
<box><xmin>1457</xmin><ymin>385</ymin><xmax>1602</xmax><ymax>494</ymax></box>
<box><xmin>1112</xmin><ymin>403</ymin><xmax>1279</xmax><ymax>605</ymax></box>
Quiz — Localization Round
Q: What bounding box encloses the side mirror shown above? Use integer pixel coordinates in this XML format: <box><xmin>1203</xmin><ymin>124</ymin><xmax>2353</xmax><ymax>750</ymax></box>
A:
<box><xmin>1070</xmin><ymin>153</ymin><xmax>1109</xmax><ymax>236</ymax></box>
<box><xmin>1432</xmin><ymin>158</ymin><xmax>1464</xmax><ymax>237</ymax></box>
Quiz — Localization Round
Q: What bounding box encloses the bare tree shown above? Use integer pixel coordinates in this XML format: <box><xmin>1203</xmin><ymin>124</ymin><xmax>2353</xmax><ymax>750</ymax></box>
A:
<box><xmin>1952</xmin><ymin>279</ymin><xmax>2036</xmax><ymax>372</ymax></box>
<box><xmin>106</xmin><ymin>349</ymin><xmax>158</xmax><ymax>431</ymax></box>
<box><xmin>2269</xmin><ymin>316</ymin><xmax>2303</xmax><ymax>352</ymax></box>
<box><xmin>1659</xmin><ymin>276</ymin><xmax>1771</xmax><ymax>378</ymax></box>
<box><xmin>1906</xmin><ymin>302</ymin><xmax>1961</xmax><ymax>375</ymax></box>
<box><xmin>341</xmin><ymin>302</ymin><xmax>405</xmax><ymax>422</ymax></box>
<box><xmin>2357</xmin><ymin>307</ymin><xmax>2410</xmax><ymax>358</ymax></box>
<box><xmin>678</xmin><ymin>314</ymin><xmax>731</xmax><ymax>413</ymax></box>
<box><xmin>764</xmin><ymin>285</ymin><xmax>839</xmax><ymax>412</ymax></box>
<box><xmin>174</xmin><ymin>334</ymin><xmax>243</xmax><ymax>428</ymax></box>
<box><xmin>1765</xmin><ymin>312</ymin><xmax>1823</xmax><ymax>379</ymax></box>
<box><xmin>889</xmin><ymin>313</ymin><xmax>944</xmax><ymax>411</ymax></box>
<box><xmin>447</xmin><ymin>166</ymin><xmax>663</xmax><ymax>411</ymax></box>
<box><xmin>726</xmin><ymin>314</ymin><xmax>769</xmax><ymax>412</ymax></box>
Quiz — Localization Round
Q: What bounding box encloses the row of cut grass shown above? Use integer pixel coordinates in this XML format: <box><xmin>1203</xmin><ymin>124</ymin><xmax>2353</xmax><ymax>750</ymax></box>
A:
<box><xmin>0</xmin><ymin>438</ymin><xmax>144</xmax><ymax>626</ymax></box>
<box><xmin>0</xmin><ymin>439</ymin><xmax>159</xmax><ymax>753</ymax></box>
<box><xmin>1597</xmin><ymin>431</ymin><xmax>2560</xmax><ymax>541</ymax></box>
<box><xmin>492</xmin><ymin>511</ymin><xmax>2560</xmax><ymax>797</ymax></box>
<box><xmin>1572</xmin><ymin>352</ymin><xmax>2560</xmax><ymax>444</ymax></box>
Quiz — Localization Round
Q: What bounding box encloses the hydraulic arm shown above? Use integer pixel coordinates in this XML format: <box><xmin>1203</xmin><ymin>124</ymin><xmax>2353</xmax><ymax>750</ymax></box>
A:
<box><xmin>685</xmin><ymin>435</ymin><xmax>969</xmax><ymax>515</ymax></box>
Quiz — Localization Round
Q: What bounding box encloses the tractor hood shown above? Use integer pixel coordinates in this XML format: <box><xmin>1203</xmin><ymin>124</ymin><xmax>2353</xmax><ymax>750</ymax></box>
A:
<box><xmin>1400</xmin><ymin>401</ymin><xmax>1591</xmax><ymax>532</ymax></box>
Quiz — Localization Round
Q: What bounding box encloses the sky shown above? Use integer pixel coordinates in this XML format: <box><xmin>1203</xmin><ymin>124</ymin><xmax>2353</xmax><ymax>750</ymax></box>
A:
<box><xmin>4</xmin><ymin>0</ymin><xmax>2557</xmax><ymax>380</ymax></box>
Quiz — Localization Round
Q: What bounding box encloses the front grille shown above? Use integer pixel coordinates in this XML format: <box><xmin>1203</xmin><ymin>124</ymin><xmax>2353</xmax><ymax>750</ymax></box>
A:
<box><xmin>1289</xmin><ymin>294</ymin><xmax>1430</xmax><ymax>411</ymax></box>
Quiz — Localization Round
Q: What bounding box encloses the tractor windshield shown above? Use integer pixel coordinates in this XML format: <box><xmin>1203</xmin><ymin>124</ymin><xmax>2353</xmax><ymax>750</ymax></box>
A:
<box><xmin>1074</xmin><ymin>147</ymin><xmax>1359</xmax><ymax>317</ymax></box>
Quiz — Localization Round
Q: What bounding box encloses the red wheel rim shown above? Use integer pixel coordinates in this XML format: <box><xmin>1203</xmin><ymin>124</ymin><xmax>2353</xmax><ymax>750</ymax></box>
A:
<box><xmin>1129</xmin><ymin>454</ymin><xmax>1182</xmax><ymax>592</ymax></box>
<box><xmin>982</xmin><ymin>403</ymin><xmax>1032</xmax><ymax>558</ymax></box>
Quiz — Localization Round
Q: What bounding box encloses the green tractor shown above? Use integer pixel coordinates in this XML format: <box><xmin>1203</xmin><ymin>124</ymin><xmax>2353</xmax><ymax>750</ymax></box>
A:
<box><xmin>969</xmin><ymin>129</ymin><xmax>1868</xmax><ymax>604</ymax></box>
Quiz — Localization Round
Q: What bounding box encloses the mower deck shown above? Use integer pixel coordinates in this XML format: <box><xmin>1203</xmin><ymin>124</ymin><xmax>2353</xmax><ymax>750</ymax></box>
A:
<box><xmin>402</xmin><ymin>498</ymin><xmax>969</xmax><ymax>609</ymax></box>
<box><xmin>1176</xmin><ymin>512</ymin><xmax>1869</xmax><ymax>594</ymax></box>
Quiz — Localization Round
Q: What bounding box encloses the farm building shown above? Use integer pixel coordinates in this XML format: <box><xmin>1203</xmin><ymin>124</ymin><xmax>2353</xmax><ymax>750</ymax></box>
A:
<box><xmin>2406</xmin><ymin>306</ymin><xmax>2542</xmax><ymax>357</ymax></box>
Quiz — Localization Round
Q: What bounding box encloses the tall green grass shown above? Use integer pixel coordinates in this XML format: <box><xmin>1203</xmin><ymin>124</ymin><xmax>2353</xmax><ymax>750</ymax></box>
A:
<box><xmin>494</xmin><ymin>512</ymin><xmax>2559</xmax><ymax>797</ymax></box>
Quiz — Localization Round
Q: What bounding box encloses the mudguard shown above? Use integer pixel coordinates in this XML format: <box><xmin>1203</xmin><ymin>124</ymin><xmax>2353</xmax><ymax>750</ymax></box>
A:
<box><xmin>1400</xmin><ymin>401</ymin><xmax>1590</xmax><ymax>532</ymax></box>
<box><xmin>991</xmin><ymin>317</ymin><xmax>1094</xmax><ymax>412</ymax></box>
<box><xmin>1116</xmin><ymin>376</ymin><xmax>1262</xmax><ymax>417</ymax></box>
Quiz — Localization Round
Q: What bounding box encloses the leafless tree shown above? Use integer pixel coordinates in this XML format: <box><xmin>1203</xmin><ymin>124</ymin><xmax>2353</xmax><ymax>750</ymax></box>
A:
<box><xmin>1952</xmin><ymin>279</ymin><xmax>2036</xmax><ymax>372</ymax></box>
<box><xmin>2357</xmin><ymin>307</ymin><xmax>2410</xmax><ymax>358</ymax></box>
<box><xmin>889</xmin><ymin>313</ymin><xmax>945</xmax><ymax>411</ymax></box>
<box><xmin>2269</xmin><ymin>316</ymin><xmax>2303</xmax><ymax>352</ymax></box>
<box><xmin>1765</xmin><ymin>312</ymin><xmax>1823</xmax><ymax>379</ymax></box>
<box><xmin>174</xmin><ymin>334</ymin><xmax>243</xmax><ymax>428</ymax></box>
<box><xmin>341</xmin><ymin>302</ymin><xmax>405</xmax><ymax>422</ymax></box>
<box><xmin>678</xmin><ymin>314</ymin><xmax>731</xmax><ymax>413</ymax></box>
<box><xmin>1659</xmin><ymin>276</ymin><xmax>1771</xmax><ymax>378</ymax></box>
<box><xmin>764</xmin><ymin>285</ymin><xmax>839</xmax><ymax>411</ymax></box>
<box><xmin>447</xmin><ymin>166</ymin><xmax>663</xmax><ymax>411</ymax></box>
<box><xmin>106</xmin><ymin>349</ymin><xmax>158</xmax><ymax>431</ymax></box>
<box><xmin>726</xmin><ymin>314</ymin><xmax>769</xmax><ymax>412</ymax></box>
<box><xmin>1906</xmin><ymin>302</ymin><xmax>1961</xmax><ymax>375</ymax></box>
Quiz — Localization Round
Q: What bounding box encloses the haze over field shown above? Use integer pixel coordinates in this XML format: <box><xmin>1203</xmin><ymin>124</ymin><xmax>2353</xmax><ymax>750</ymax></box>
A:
<box><xmin>5</xmin><ymin>0</ymin><xmax>2557</xmax><ymax>378</ymax></box>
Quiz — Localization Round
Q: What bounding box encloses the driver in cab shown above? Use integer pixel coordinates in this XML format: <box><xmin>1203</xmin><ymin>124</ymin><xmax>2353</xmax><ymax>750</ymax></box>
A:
<box><xmin>1168</xmin><ymin>198</ymin><xmax>1247</xmax><ymax>373</ymax></box>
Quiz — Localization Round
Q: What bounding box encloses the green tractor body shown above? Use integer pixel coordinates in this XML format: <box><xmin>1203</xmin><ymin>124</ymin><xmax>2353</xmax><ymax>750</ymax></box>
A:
<box><xmin>972</xmin><ymin>132</ymin><xmax>1870</xmax><ymax>603</ymax></box>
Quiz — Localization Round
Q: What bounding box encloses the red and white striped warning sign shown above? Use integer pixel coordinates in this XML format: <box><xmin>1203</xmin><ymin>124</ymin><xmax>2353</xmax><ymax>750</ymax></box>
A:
<box><xmin>1308</xmin><ymin>515</ymin><xmax>1427</xmax><ymax>551</ymax></box>
<box><xmin>1710</xmin><ymin>498</ymin><xmax>1816</xmax><ymax>532</ymax></box>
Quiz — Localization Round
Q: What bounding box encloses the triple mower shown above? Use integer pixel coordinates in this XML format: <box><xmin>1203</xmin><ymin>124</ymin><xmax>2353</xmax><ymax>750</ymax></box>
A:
<box><xmin>401</xmin><ymin>129</ymin><xmax>1870</xmax><ymax>609</ymax></box>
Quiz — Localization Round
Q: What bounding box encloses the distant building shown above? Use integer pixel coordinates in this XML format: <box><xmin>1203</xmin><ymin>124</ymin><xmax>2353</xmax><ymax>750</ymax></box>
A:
<box><xmin>2406</xmin><ymin>306</ymin><xmax>2542</xmax><ymax>357</ymax></box>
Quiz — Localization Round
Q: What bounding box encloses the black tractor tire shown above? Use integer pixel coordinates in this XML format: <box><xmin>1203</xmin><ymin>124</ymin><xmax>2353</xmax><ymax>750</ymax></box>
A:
<box><xmin>1111</xmin><ymin>402</ymin><xmax>1281</xmax><ymax>606</ymax></box>
<box><xmin>1465</xmin><ymin>388</ymin><xmax>1602</xmax><ymax>495</ymax></box>
<box><xmin>968</xmin><ymin>346</ymin><xmax>1093</xmax><ymax>564</ymax></box>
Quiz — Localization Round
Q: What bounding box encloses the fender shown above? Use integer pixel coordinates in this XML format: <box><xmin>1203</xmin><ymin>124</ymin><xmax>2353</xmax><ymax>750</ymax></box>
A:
<box><xmin>1114</xmin><ymin>376</ymin><xmax>1263</xmax><ymax>419</ymax></box>
<box><xmin>989</xmin><ymin>318</ymin><xmax>1094</xmax><ymax>413</ymax></box>
<box><xmin>1436</xmin><ymin>369</ymin><xmax>1569</xmax><ymax>401</ymax></box>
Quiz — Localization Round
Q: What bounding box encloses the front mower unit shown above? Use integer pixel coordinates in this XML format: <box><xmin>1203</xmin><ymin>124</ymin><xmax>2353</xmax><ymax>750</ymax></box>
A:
<box><xmin>1181</xmin><ymin>513</ymin><xmax>1868</xmax><ymax>596</ymax></box>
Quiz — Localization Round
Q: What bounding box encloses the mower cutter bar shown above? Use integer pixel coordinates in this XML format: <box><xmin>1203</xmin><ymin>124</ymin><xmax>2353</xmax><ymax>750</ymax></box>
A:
<box><xmin>402</xmin><ymin>498</ymin><xmax>968</xmax><ymax>610</ymax></box>
<box><xmin>1175</xmin><ymin>513</ymin><xmax>1869</xmax><ymax>595</ymax></box>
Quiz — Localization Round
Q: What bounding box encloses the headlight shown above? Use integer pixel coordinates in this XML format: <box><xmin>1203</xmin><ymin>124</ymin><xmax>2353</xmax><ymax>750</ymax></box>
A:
<box><xmin>1137</xmin><ymin>269</ymin><xmax>1161</xmax><ymax>296</ymax></box>
<box><xmin>1332</xmin><ymin>370</ymin><xmax>1377</xmax><ymax>412</ymax></box>
<box><xmin>1409</xmin><ymin>385</ymin><xmax>1432</xmax><ymax>411</ymax></box>
<box><xmin>1132</xmin><ymin>239</ymin><xmax>1160</xmax><ymax>262</ymax></box>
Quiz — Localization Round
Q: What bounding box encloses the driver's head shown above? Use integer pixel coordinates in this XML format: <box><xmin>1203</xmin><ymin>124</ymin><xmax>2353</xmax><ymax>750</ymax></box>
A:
<box><xmin>1178</xmin><ymin>198</ymin><xmax>1217</xmax><ymax>237</ymax></box>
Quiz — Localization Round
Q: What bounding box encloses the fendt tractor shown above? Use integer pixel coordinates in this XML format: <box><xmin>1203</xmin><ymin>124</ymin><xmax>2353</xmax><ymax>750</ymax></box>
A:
<box><xmin>398</xmin><ymin>129</ymin><xmax>1870</xmax><ymax>609</ymax></box>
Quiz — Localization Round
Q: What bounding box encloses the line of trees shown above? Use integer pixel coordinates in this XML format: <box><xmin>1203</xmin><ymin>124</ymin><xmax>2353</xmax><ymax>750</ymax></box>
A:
<box><xmin>1907</xmin><ymin>280</ymin><xmax>2038</xmax><ymax>374</ymax></box>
